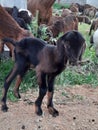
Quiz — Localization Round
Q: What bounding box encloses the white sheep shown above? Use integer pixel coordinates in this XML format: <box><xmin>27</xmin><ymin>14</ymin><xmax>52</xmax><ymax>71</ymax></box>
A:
<box><xmin>90</xmin><ymin>29</ymin><xmax>98</xmax><ymax>57</ymax></box>
<box><xmin>93</xmin><ymin>29</ymin><xmax>98</xmax><ymax>56</ymax></box>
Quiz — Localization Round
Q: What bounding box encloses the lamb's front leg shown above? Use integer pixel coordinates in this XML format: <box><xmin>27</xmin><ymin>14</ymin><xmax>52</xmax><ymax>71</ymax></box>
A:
<box><xmin>47</xmin><ymin>75</ymin><xmax>59</xmax><ymax>117</ymax></box>
<box><xmin>35</xmin><ymin>72</ymin><xmax>47</xmax><ymax>116</ymax></box>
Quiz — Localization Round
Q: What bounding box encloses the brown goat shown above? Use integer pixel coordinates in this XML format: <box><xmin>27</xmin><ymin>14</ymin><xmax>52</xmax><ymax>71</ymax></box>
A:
<box><xmin>0</xmin><ymin>5</ymin><xmax>33</xmax><ymax>59</ymax></box>
<box><xmin>69</xmin><ymin>5</ymin><xmax>79</xmax><ymax>14</ymax></box>
<box><xmin>27</xmin><ymin>0</ymin><xmax>56</xmax><ymax>25</ymax></box>
<box><xmin>77</xmin><ymin>15</ymin><xmax>91</xmax><ymax>25</ymax></box>
<box><xmin>48</xmin><ymin>15</ymin><xmax>62</xmax><ymax>26</ymax></box>
<box><xmin>48</xmin><ymin>15</ymin><xmax>78</xmax><ymax>37</ymax></box>
<box><xmin>83</xmin><ymin>7</ymin><xmax>96</xmax><ymax>18</ymax></box>
<box><xmin>61</xmin><ymin>9</ymin><xmax>72</xmax><ymax>17</ymax></box>
<box><xmin>1</xmin><ymin>30</ymin><xmax>86</xmax><ymax>116</ymax></box>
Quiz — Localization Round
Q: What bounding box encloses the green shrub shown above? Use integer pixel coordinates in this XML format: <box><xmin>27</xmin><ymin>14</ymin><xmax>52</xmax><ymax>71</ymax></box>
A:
<box><xmin>53</xmin><ymin>3</ymin><xmax>70</xmax><ymax>9</ymax></box>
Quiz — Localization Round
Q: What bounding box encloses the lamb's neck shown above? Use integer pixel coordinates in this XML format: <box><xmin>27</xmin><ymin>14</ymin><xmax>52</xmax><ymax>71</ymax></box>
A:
<box><xmin>56</xmin><ymin>45</ymin><xmax>68</xmax><ymax>65</ymax></box>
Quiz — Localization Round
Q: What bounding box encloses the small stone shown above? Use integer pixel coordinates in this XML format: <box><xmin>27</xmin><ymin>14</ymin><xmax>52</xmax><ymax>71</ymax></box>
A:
<box><xmin>73</xmin><ymin>116</ymin><xmax>76</xmax><ymax>120</ymax></box>
<box><xmin>21</xmin><ymin>125</ymin><xmax>25</xmax><ymax>129</ymax></box>
<box><xmin>92</xmin><ymin>119</ymin><xmax>95</xmax><ymax>122</ymax></box>
<box><xmin>38</xmin><ymin>126</ymin><xmax>41</xmax><ymax>129</ymax></box>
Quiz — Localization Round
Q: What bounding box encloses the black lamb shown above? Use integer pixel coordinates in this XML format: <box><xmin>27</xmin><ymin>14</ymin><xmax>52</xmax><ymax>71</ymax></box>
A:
<box><xmin>1</xmin><ymin>30</ymin><xmax>85</xmax><ymax>117</ymax></box>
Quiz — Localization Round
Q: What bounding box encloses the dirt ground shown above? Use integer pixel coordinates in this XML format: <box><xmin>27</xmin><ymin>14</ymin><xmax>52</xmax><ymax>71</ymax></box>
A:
<box><xmin>0</xmin><ymin>85</ymin><xmax>98</xmax><ymax>130</ymax></box>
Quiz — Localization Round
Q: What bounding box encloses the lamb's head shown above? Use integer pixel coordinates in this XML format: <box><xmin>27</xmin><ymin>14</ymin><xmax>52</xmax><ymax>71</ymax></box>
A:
<box><xmin>57</xmin><ymin>30</ymin><xmax>86</xmax><ymax>65</ymax></box>
<box><xmin>18</xmin><ymin>9</ymin><xmax>32</xmax><ymax>24</ymax></box>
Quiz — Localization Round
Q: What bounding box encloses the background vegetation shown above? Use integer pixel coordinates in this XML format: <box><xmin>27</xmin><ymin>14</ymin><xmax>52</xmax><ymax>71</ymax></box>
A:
<box><xmin>0</xmin><ymin>3</ymin><xmax>98</xmax><ymax>101</ymax></box>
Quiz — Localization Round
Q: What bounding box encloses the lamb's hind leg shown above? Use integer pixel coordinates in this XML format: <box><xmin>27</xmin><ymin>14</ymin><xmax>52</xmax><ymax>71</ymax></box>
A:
<box><xmin>47</xmin><ymin>75</ymin><xmax>59</xmax><ymax>117</ymax></box>
<box><xmin>13</xmin><ymin>75</ymin><xmax>22</xmax><ymax>98</ymax></box>
<box><xmin>13</xmin><ymin>66</ymin><xmax>29</xmax><ymax>98</ymax></box>
<box><xmin>1</xmin><ymin>63</ymin><xmax>19</xmax><ymax>112</ymax></box>
<box><xmin>35</xmin><ymin>72</ymin><xmax>47</xmax><ymax>116</ymax></box>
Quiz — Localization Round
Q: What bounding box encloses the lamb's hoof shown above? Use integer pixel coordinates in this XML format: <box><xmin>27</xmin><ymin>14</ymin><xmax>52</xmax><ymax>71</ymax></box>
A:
<box><xmin>35</xmin><ymin>104</ymin><xmax>43</xmax><ymax>116</ymax></box>
<box><xmin>1</xmin><ymin>104</ymin><xmax>9</xmax><ymax>112</ymax></box>
<box><xmin>48</xmin><ymin>107</ymin><xmax>59</xmax><ymax>117</ymax></box>
<box><xmin>13</xmin><ymin>91</ymin><xmax>21</xmax><ymax>98</ymax></box>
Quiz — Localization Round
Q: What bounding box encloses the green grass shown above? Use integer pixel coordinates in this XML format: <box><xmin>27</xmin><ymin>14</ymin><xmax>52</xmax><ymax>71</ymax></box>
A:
<box><xmin>56</xmin><ymin>64</ymin><xmax>98</xmax><ymax>87</ymax></box>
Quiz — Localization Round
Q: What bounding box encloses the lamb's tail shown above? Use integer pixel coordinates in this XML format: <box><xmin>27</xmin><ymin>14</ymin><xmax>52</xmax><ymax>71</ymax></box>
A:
<box><xmin>2</xmin><ymin>38</ymin><xmax>16</xmax><ymax>46</ymax></box>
